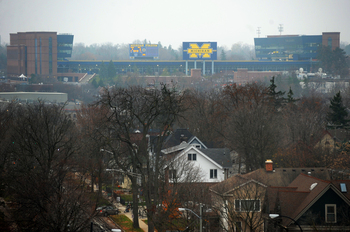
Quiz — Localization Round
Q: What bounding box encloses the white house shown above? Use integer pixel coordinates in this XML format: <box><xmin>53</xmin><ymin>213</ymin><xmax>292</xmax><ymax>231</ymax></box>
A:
<box><xmin>170</xmin><ymin>145</ymin><xmax>232</xmax><ymax>182</ymax></box>
<box><xmin>160</xmin><ymin>129</ymin><xmax>234</xmax><ymax>183</ymax></box>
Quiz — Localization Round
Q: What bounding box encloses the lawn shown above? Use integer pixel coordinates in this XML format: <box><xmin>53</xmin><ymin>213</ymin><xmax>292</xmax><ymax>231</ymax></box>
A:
<box><xmin>110</xmin><ymin>214</ymin><xmax>144</xmax><ymax>232</ymax></box>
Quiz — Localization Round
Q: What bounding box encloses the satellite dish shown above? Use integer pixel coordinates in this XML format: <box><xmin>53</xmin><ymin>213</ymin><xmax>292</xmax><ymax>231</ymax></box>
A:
<box><xmin>318</xmin><ymin>68</ymin><xmax>322</xmax><ymax>73</ymax></box>
<box><xmin>299</xmin><ymin>68</ymin><xmax>304</xmax><ymax>73</ymax></box>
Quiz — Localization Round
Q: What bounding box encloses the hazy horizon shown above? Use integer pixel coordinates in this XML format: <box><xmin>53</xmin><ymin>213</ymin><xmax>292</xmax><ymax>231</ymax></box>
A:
<box><xmin>1</xmin><ymin>0</ymin><xmax>349</xmax><ymax>48</ymax></box>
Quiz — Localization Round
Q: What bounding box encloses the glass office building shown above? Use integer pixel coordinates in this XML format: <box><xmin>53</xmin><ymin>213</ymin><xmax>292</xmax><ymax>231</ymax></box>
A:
<box><xmin>254</xmin><ymin>32</ymin><xmax>340</xmax><ymax>61</ymax></box>
<box><xmin>57</xmin><ymin>34</ymin><xmax>74</xmax><ymax>61</ymax></box>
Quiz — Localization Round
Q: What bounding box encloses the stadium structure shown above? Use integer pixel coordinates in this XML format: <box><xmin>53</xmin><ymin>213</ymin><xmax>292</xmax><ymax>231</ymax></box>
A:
<box><xmin>5</xmin><ymin>31</ymin><xmax>341</xmax><ymax>83</ymax></box>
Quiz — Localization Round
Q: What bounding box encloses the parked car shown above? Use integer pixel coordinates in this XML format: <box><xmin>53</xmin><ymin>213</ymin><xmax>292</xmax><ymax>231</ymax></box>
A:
<box><xmin>96</xmin><ymin>205</ymin><xmax>119</xmax><ymax>217</ymax></box>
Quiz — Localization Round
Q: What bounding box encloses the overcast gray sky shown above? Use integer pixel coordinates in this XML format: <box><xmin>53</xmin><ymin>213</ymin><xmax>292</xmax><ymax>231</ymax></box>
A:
<box><xmin>1</xmin><ymin>0</ymin><xmax>349</xmax><ymax>48</ymax></box>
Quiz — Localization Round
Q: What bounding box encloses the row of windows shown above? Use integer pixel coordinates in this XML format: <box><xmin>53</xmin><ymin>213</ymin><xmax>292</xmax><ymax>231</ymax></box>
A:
<box><xmin>188</xmin><ymin>153</ymin><xmax>196</xmax><ymax>161</ymax></box>
<box><xmin>235</xmin><ymin>199</ymin><xmax>261</xmax><ymax>212</ymax></box>
<box><xmin>231</xmin><ymin>202</ymin><xmax>336</xmax><ymax>223</ymax></box>
<box><xmin>58</xmin><ymin>43</ymin><xmax>73</xmax><ymax>48</ymax></box>
<box><xmin>169</xmin><ymin>168</ymin><xmax>218</xmax><ymax>179</ymax></box>
<box><xmin>58</xmin><ymin>50</ymin><xmax>73</xmax><ymax>55</ymax></box>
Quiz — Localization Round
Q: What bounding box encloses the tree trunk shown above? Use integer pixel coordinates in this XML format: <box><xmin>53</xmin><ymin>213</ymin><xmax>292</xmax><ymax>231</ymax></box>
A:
<box><xmin>132</xmin><ymin>176</ymin><xmax>140</xmax><ymax>228</ymax></box>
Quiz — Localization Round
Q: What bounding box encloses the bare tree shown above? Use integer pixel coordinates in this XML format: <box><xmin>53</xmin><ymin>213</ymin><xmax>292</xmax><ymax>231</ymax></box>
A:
<box><xmin>177</xmin><ymin>89</ymin><xmax>223</xmax><ymax>147</ymax></box>
<box><xmin>217</xmin><ymin>83</ymin><xmax>281</xmax><ymax>172</ymax></box>
<box><xmin>76</xmin><ymin>104</ymin><xmax>112</xmax><ymax>195</ymax></box>
<box><xmin>97</xmin><ymin>84</ymin><xmax>186</xmax><ymax>231</ymax></box>
<box><xmin>149</xmin><ymin>155</ymin><xmax>206</xmax><ymax>232</ymax></box>
<box><xmin>211</xmin><ymin>177</ymin><xmax>266</xmax><ymax>232</ymax></box>
<box><xmin>3</xmin><ymin>102</ymin><xmax>95</xmax><ymax>232</ymax></box>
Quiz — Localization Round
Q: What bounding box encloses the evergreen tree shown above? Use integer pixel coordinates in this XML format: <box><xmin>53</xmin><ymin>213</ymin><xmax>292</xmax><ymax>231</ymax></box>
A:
<box><xmin>268</xmin><ymin>76</ymin><xmax>285</xmax><ymax>107</ymax></box>
<box><xmin>286</xmin><ymin>86</ymin><xmax>297</xmax><ymax>103</ymax></box>
<box><xmin>327</xmin><ymin>91</ymin><xmax>349</xmax><ymax>128</ymax></box>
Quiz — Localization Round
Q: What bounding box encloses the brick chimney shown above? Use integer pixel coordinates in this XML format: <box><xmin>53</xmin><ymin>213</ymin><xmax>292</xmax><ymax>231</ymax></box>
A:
<box><xmin>265</xmin><ymin>159</ymin><xmax>273</xmax><ymax>172</ymax></box>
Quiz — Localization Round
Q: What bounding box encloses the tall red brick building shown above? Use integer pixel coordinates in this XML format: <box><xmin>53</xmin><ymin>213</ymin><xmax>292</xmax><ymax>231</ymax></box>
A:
<box><xmin>7</xmin><ymin>31</ymin><xmax>73</xmax><ymax>78</ymax></box>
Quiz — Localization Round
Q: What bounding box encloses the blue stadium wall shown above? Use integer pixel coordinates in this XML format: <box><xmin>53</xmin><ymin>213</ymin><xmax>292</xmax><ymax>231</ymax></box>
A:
<box><xmin>58</xmin><ymin>60</ymin><xmax>316</xmax><ymax>75</ymax></box>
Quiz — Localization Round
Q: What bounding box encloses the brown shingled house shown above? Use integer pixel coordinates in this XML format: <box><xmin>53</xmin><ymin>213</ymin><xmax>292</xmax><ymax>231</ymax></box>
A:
<box><xmin>265</xmin><ymin>174</ymin><xmax>350</xmax><ymax>231</ymax></box>
<box><xmin>210</xmin><ymin>160</ymin><xmax>350</xmax><ymax>232</ymax></box>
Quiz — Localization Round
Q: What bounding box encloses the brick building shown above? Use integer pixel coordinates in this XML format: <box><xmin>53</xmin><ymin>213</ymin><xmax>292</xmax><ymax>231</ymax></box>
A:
<box><xmin>7</xmin><ymin>31</ymin><xmax>73</xmax><ymax>78</ymax></box>
<box><xmin>234</xmin><ymin>68</ymin><xmax>282</xmax><ymax>84</ymax></box>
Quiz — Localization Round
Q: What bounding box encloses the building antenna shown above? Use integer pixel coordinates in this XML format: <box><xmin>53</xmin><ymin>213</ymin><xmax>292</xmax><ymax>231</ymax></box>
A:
<box><xmin>278</xmin><ymin>24</ymin><xmax>283</xmax><ymax>35</ymax></box>
<box><xmin>257</xmin><ymin>27</ymin><xmax>261</xmax><ymax>38</ymax></box>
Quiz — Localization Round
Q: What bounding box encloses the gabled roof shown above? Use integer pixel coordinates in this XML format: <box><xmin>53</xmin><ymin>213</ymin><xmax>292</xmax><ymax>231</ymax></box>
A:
<box><xmin>223</xmin><ymin>179</ymin><xmax>268</xmax><ymax>196</ymax></box>
<box><xmin>210</xmin><ymin>167</ymin><xmax>332</xmax><ymax>202</ymax></box>
<box><xmin>328</xmin><ymin>128</ymin><xmax>350</xmax><ymax>142</ymax></box>
<box><xmin>267</xmin><ymin>173</ymin><xmax>350</xmax><ymax>226</ymax></box>
<box><xmin>223</xmin><ymin>167</ymin><xmax>330</xmax><ymax>187</ymax></box>
<box><xmin>168</xmin><ymin>146</ymin><xmax>232</xmax><ymax>170</ymax></box>
<box><xmin>279</xmin><ymin>174</ymin><xmax>330</xmax><ymax>225</ymax></box>
<box><xmin>210</xmin><ymin>174</ymin><xmax>250</xmax><ymax>195</ymax></box>
<box><xmin>162</xmin><ymin>129</ymin><xmax>207</xmax><ymax>149</ymax></box>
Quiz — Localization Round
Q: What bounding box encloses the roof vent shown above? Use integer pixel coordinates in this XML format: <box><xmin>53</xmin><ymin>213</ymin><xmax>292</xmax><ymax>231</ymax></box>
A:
<box><xmin>308</xmin><ymin>172</ymin><xmax>311</xmax><ymax>175</ymax></box>
<box><xmin>310</xmin><ymin>183</ymin><xmax>318</xmax><ymax>191</ymax></box>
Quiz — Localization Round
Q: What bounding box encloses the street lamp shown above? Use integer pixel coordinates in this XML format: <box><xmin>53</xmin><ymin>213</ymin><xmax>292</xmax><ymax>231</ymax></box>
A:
<box><xmin>269</xmin><ymin>214</ymin><xmax>303</xmax><ymax>232</ymax></box>
<box><xmin>178</xmin><ymin>203</ymin><xmax>203</xmax><ymax>232</ymax></box>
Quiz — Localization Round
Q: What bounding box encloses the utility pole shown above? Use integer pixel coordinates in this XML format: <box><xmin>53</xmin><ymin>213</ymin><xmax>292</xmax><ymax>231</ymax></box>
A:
<box><xmin>200</xmin><ymin>203</ymin><xmax>203</xmax><ymax>232</ymax></box>
<box><xmin>278</xmin><ymin>24</ymin><xmax>283</xmax><ymax>35</ymax></box>
<box><xmin>257</xmin><ymin>27</ymin><xmax>261</xmax><ymax>38</ymax></box>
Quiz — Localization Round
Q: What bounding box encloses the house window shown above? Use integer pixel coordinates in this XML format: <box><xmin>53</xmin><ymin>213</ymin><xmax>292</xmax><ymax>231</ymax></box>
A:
<box><xmin>235</xmin><ymin>221</ymin><xmax>242</xmax><ymax>232</ymax></box>
<box><xmin>188</xmin><ymin>153</ymin><xmax>196</xmax><ymax>161</ymax></box>
<box><xmin>325</xmin><ymin>204</ymin><xmax>336</xmax><ymax>223</ymax></box>
<box><xmin>210</xmin><ymin>169</ymin><xmax>217</xmax><ymax>179</ymax></box>
<box><xmin>235</xmin><ymin>200</ymin><xmax>260</xmax><ymax>212</ymax></box>
<box><xmin>169</xmin><ymin>169</ymin><xmax>176</xmax><ymax>179</ymax></box>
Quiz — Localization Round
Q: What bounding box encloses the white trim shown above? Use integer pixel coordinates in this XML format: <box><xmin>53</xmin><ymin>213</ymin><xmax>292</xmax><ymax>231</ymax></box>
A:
<box><xmin>182</xmin><ymin>146</ymin><xmax>223</xmax><ymax>168</ymax></box>
<box><xmin>234</xmin><ymin>199</ymin><xmax>261</xmax><ymax>212</ymax></box>
<box><xmin>187</xmin><ymin>136</ymin><xmax>208</xmax><ymax>149</ymax></box>
<box><xmin>210</xmin><ymin>169</ymin><xmax>218</xmax><ymax>179</ymax></box>
<box><xmin>161</xmin><ymin>141</ymin><xmax>189</xmax><ymax>154</ymax></box>
<box><xmin>294</xmin><ymin>184</ymin><xmax>350</xmax><ymax>224</ymax></box>
<box><xmin>325</xmin><ymin>204</ymin><xmax>336</xmax><ymax>223</ymax></box>
<box><xmin>224</xmin><ymin>179</ymin><xmax>267</xmax><ymax>196</ymax></box>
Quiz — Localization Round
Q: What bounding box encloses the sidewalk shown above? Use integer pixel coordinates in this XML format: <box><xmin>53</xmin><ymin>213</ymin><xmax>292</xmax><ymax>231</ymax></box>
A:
<box><xmin>114</xmin><ymin>202</ymin><xmax>149</xmax><ymax>232</ymax></box>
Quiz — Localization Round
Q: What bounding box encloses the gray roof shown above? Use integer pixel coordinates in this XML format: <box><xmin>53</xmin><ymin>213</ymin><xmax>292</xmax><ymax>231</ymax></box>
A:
<box><xmin>201</xmin><ymin>148</ymin><xmax>232</xmax><ymax>168</ymax></box>
<box><xmin>163</xmin><ymin>129</ymin><xmax>195</xmax><ymax>148</ymax></box>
